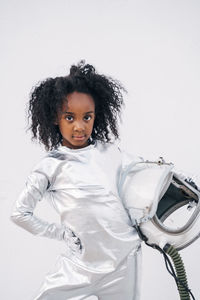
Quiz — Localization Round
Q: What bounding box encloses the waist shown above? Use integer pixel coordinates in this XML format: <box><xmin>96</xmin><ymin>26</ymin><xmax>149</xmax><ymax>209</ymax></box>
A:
<box><xmin>62</xmin><ymin>226</ymin><xmax>141</xmax><ymax>272</ymax></box>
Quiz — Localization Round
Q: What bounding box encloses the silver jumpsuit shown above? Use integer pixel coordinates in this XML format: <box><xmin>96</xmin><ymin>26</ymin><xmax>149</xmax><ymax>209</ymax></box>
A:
<box><xmin>11</xmin><ymin>141</ymin><xmax>142</xmax><ymax>300</ymax></box>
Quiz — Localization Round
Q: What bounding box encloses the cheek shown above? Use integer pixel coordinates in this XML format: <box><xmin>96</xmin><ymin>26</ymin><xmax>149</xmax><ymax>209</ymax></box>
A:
<box><xmin>58</xmin><ymin>122</ymin><xmax>71</xmax><ymax>134</ymax></box>
<box><xmin>90</xmin><ymin>120</ymin><xmax>95</xmax><ymax>131</ymax></box>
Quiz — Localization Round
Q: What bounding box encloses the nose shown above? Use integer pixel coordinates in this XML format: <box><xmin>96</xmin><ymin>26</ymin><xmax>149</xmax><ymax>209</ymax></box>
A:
<box><xmin>73</xmin><ymin>120</ymin><xmax>85</xmax><ymax>132</ymax></box>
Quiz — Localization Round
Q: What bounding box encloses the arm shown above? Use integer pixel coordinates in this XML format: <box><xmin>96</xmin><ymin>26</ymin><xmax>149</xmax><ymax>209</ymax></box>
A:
<box><xmin>118</xmin><ymin>151</ymin><xmax>176</xmax><ymax>226</ymax></box>
<box><xmin>117</xmin><ymin>149</ymin><xmax>146</xmax><ymax>225</ymax></box>
<box><xmin>11</xmin><ymin>162</ymin><xmax>82</xmax><ymax>252</ymax></box>
<box><xmin>10</xmin><ymin>169</ymin><xmax>66</xmax><ymax>240</ymax></box>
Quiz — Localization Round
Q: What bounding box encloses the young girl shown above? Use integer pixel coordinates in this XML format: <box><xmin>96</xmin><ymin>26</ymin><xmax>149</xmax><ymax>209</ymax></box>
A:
<box><xmin>11</xmin><ymin>61</ymin><xmax>142</xmax><ymax>300</ymax></box>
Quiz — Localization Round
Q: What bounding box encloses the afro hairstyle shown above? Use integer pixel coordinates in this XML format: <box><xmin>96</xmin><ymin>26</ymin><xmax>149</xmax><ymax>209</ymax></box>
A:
<box><xmin>28</xmin><ymin>60</ymin><xmax>126</xmax><ymax>150</ymax></box>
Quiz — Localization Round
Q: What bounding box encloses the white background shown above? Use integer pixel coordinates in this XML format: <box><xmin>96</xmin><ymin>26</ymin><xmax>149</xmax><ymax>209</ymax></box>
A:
<box><xmin>1</xmin><ymin>0</ymin><xmax>200</xmax><ymax>299</ymax></box>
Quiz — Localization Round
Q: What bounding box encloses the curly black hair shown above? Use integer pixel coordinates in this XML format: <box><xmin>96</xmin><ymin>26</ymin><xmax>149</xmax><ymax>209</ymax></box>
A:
<box><xmin>28</xmin><ymin>60</ymin><xmax>126</xmax><ymax>150</ymax></box>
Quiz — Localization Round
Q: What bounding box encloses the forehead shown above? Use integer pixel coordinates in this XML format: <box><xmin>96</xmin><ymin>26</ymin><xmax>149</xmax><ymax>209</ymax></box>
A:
<box><xmin>62</xmin><ymin>92</ymin><xmax>95</xmax><ymax>112</ymax></box>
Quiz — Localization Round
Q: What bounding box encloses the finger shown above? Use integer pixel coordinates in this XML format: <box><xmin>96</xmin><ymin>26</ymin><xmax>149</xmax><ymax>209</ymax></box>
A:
<box><xmin>73</xmin><ymin>237</ymin><xmax>81</xmax><ymax>245</ymax></box>
<box><xmin>73</xmin><ymin>237</ymin><xmax>82</xmax><ymax>250</ymax></box>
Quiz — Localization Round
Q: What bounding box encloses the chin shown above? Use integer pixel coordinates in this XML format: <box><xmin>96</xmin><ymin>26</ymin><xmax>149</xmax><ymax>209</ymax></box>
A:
<box><xmin>71</xmin><ymin>140</ymin><xmax>88</xmax><ymax>148</ymax></box>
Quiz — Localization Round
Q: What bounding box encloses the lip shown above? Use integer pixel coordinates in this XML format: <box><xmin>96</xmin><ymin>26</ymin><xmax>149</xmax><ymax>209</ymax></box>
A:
<box><xmin>72</xmin><ymin>135</ymin><xmax>86</xmax><ymax>140</ymax></box>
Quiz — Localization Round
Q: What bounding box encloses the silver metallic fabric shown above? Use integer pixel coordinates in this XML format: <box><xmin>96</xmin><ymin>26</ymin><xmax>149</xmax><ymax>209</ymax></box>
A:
<box><xmin>119</xmin><ymin>159</ymin><xmax>174</xmax><ymax>225</ymax></box>
<box><xmin>11</xmin><ymin>142</ymin><xmax>142</xmax><ymax>300</ymax></box>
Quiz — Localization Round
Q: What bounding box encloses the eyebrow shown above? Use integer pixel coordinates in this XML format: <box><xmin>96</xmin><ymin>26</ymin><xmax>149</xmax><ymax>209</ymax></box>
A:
<box><xmin>62</xmin><ymin>111</ymin><xmax>95</xmax><ymax>114</ymax></box>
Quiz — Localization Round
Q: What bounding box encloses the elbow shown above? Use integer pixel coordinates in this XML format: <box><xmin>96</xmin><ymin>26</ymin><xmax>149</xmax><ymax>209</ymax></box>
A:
<box><xmin>10</xmin><ymin>209</ymin><xmax>32</xmax><ymax>226</ymax></box>
<box><xmin>10</xmin><ymin>213</ymin><xmax>15</xmax><ymax>223</ymax></box>
<box><xmin>10</xmin><ymin>209</ymin><xmax>22</xmax><ymax>225</ymax></box>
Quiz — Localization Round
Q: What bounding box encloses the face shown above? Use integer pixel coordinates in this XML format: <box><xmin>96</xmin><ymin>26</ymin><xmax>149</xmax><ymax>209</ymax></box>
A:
<box><xmin>57</xmin><ymin>92</ymin><xmax>95</xmax><ymax>149</ymax></box>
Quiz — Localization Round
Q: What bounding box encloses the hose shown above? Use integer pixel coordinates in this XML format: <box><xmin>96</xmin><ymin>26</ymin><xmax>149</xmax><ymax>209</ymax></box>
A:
<box><xmin>134</xmin><ymin>224</ymin><xmax>195</xmax><ymax>299</ymax></box>
<box><xmin>164</xmin><ymin>244</ymin><xmax>191</xmax><ymax>300</ymax></box>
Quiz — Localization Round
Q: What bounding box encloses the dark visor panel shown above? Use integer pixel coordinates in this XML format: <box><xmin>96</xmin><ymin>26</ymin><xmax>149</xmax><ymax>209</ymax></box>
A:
<box><xmin>156</xmin><ymin>176</ymin><xmax>198</xmax><ymax>221</ymax></box>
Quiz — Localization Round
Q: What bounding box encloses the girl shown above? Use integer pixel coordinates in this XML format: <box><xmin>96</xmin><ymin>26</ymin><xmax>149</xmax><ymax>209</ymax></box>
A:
<box><xmin>11</xmin><ymin>61</ymin><xmax>142</xmax><ymax>300</ymax></box>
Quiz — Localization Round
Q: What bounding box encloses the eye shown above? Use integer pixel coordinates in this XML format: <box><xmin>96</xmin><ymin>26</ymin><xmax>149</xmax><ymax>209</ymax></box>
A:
<box><xmin>84</xmin><ymin>115</ymin><xmax>92</xmax><ymax>121</ymax></box>
<box><xmin>65</xmin><ymin>115</ymin><xmax>74</xmax><ymax>121</ymax></box>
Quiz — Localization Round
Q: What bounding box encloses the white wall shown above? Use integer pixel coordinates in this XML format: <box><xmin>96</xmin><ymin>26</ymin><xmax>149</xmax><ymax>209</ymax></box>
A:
<box><xmin>1</xmin><ymin>0</ymin><xmax>200</xmax><ymax>299</ymax></box>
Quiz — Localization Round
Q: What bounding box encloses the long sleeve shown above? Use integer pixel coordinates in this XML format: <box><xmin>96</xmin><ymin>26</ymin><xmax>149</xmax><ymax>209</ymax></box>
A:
<box><xmin>117</xmin><ymin>149</ymin><xmax>145</xmax><ymax>225</ymax></box>
<box><xmin>10</xmin><ymin>166</ymin><xmax>65</xmax><ymax>241</ymax></box>
<box><xmin>118</xmin><ymin>150</ymin><xmax>174</xmax><ymax>226</ymax></box>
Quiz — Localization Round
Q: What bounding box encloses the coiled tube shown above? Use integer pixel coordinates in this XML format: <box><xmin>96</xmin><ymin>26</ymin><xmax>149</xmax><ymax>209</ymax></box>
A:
<box><xmin>164</xmin><ymin>244</ymin><xmax>190</xmax><ymax>300</ymax></box>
